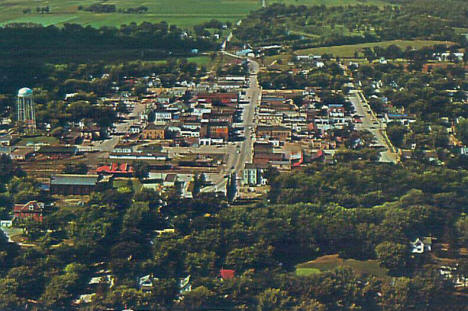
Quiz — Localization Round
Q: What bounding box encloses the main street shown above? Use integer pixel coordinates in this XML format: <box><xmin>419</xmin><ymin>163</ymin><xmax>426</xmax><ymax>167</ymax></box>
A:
<box><xmin>202</xmin><ymin>59</ymin><xmax>261</xmax><ymax>193</ymax></box>
<box><xmin>349</xmin><ymin>90</ymin><xmax>399</xmax><ymax>163</ymax></box>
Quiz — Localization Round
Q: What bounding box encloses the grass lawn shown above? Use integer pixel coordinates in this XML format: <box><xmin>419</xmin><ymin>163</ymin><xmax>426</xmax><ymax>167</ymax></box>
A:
<box><xmin>16</xmin><ymin>136</ymin><xmax>59</xmax><ymax>146</ymax></box>
<box><xmin>296</xmin><ymin>267</ymin><xmax>321</xmax><ymax>276</ymax></box>
<box><xmin>113</xmin><ymin>178</ymin><xmax>143</xmax><ymax>192</ymax></box>
<box><xmin>0</xmin><ymin>0</ymin><xmax>387</xmax><ymax>28</ymax></box>
<box><xmin>295</xmin><ymin>254</ymin><xmax>389</xmax><ymax>278</ymax></box>
<box><xmin>187</xmin><ymin>55</ymin><xmax>213</xmax><ymax>66</ymax></box>
<box><xmin>295</xmin><ymin>40</ymin><xmax>454</xmax><ymax>58</ymax></box>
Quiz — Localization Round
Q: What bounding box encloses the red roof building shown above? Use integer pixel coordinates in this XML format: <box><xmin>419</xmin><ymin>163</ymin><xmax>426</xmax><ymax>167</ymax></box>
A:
<box><xmin>219</xmin><ymin>269</ymin><xmax>235</xmax><ymax>280</ymax></box>
<box><xmin>14</xmin><ymin>201</ymin><xmax>44</xmax><ymax>222</ymax></box>
<box><xmin>96</xmin><ymin>163</ymin><xmax>134</xmax><ymax>176</ymax></box>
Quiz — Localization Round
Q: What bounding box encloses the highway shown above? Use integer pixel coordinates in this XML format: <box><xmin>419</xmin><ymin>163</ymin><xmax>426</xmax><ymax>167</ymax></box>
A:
<box><xmin>349</xmin><ymin>90</ymin><xmax>399</xmax><ymax>163</ymax></box>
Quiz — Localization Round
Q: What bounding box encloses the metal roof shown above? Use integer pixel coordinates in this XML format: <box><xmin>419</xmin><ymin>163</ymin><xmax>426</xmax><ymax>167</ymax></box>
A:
<box><xmin>50</xmin><ymin>174</ymin><xmax>99</xmax><ymax>186</ymax></box>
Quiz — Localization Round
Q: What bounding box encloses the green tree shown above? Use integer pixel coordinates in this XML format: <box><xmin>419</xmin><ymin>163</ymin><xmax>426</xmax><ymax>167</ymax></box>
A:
<box><xmin>386</xmin><ymin>122</ymin><xmax>407</xmax><ymax>148</ymax></box>
<box><xmin>375</xmin><ymin>241</ymin><xmax>409</xmax><ymax>272</ymax></box>
<box><xmin>456</xmin><ymin>118</ymin><xmax>468</xmax><ymax>145</ymax></box>
<box><xmin>257</xmin><ymin>288</ymin><xmax>292</xmax><ymax>311</ymax></box>
<box><xmin>133</xmin><ymin>161</ymin><xmax>149</xmax><ymax>180</ymax></box>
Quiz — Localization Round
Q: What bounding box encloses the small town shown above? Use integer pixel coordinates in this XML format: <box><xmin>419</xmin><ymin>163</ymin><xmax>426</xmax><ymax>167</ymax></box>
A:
<box><xmin>0</xmin><ymin>0</ymin><xmax>467</xmax><ymax>310</ymax></box>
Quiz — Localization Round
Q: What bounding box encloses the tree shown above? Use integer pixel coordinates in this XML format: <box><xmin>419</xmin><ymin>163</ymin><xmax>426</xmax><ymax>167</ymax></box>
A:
<box><xmin>133</xmin><ymin>161</ymin><xmax>149</xmax><ymax>180</ymax></box>
<box><xmin>293</xmin><ymin>299</ymin><xmax>326</xmax><ymax>311</ymax></box>
<box><xmin>181</xmin><ymin>286</ymin><xmax>217</xmax><ymax>310</ymax></box>
<box><xmin>456</xmin><ymin>118</ymin><xmax>468</xmax><ymax>145</ymax></box>
<box><xmin>63</xmin><ymin>163</ymin><xmax>88</xmax><ymax>174</ymax></box>
<box><xmin>380</xmin><ymin>277</ymin><xmax>411</xmax><ymax>311</ymax></box>
<box><xmin>257</xmin><ymin>288</ymin><xmax>292</xmax><ymax>311</ymax></box>
<box><xmin>386</xmin><ymin>122</ymin><xmax>407</xmax><ymax>148</ymax></box>
<box><xmin>226</xmin><ymin>173</ymin><xmax>237</xmax><ymax>203</ymax></box>
<box><xmin>0</xmin><ymin>278</ymin><xmax>26</xmax><ymax>310</ymax></box>
<box><xmin>375</xmin><ymin>241</ymin><xmax>409</xmax><ymax>272</ymax></box>
<box><xmin>455</xmin><ymin>214</ymin><xmax>468</xmax><ymax>245</ymax></box>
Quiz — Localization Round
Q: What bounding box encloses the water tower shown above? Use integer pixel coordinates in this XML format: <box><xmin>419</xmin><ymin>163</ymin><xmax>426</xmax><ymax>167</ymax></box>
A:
<box><xmin>17</xmin><ymin>87</ymin><xmax>36</xmax><ymax>129</ymax></box>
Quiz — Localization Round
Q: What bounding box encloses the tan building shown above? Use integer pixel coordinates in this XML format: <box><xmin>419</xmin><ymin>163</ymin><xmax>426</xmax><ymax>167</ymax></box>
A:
<box><xmin>256</xmin><ymin>125</ymin><xmax>291</xmax><ymax>141</ymax></box>
<box><xmin>141</xmin><ymin>124</ymin><xmax>166</xmax><ymax>140</ymax></box>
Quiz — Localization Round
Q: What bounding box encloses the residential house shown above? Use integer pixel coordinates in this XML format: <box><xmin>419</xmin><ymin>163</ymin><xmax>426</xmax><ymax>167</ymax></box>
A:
<box><xmin>219</xmin><ymin>269</ymin><xmax>235</xmax><ymax>280</ymax></box>
<box><xmin>0</xmin><ymin>134</ymin><xmax>14</xmax><ymax>146</ymax></box>
<box><xmin>10</xmin><ymin>147</ymin><xmax>34</xmax><ymax>161</ymax></box>
<box><xmin>138</xmin><ymin>274</ymin><xmax>157</xmax><ymax>293</ymax></box>
<box><xmin>14</xmin><ymin>201</ymin><xmax>45</xmax><ymax>222</ymax></box>
<box><xmin>410</xmin><ymin>237</ymin><xmax>433</xmax><ymax>254</ymax></box>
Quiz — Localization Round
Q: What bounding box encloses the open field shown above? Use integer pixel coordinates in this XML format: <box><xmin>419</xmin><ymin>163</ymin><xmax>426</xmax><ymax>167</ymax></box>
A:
<box><xmin>295</xmin><ymin>254</ymin><xmax>389</xmax><ymax>278</ymax></box>
<box><xmin>16</xmin><ymin>136</ymin><xmax>59</xmax><ymax>146</ymax></box>
<box><xmin>0</xmin><ymin>0</ymin><xmax>387</xmax><ymax>27</ymax></box>
<box><xmin>295</xmin><ymin>40</ymin><xmax>454</xmax><ymax>58</ymax></box>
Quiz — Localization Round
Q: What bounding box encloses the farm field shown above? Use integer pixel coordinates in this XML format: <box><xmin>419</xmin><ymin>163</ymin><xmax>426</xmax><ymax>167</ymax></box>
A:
<box><xmin>295</xmin><ymin>40</ymin><xmax>454</xmax><ymax>58</ymax></box>
<box><xmin>0</xmin><ymin>0</ymin><xmax>387</xmax><ymax>28</ymax></box>
<box><xmin>295</xmin><ymin>254</ymin><xmax>389</xmax><ymax>278</ymax></box>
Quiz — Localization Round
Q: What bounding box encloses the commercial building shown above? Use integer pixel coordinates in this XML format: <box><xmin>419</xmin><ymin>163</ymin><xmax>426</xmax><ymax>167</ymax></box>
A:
<box><xmin>50</xmin><ymin>174</ymin><xmax>100</xmax><ymax>195</ymax></box>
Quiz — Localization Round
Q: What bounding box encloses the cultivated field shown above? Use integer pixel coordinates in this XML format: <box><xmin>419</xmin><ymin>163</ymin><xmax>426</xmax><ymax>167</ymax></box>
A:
<box><xmin>0</xmin><ymin>0</ymin><xmax>387</xmax><ymax>27</ymax></box>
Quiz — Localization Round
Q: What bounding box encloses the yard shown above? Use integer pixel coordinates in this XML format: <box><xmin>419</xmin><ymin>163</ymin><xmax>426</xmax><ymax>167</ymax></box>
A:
<box><xmin>295</xmin><ymin>254</ymin><xmax>389</xmax><ymax>278</ymax></box>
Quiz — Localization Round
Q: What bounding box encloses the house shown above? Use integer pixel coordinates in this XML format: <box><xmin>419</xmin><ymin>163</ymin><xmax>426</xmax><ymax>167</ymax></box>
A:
<box><xmin>219</xmin><ymin>269</ymin><xmax>235</xmax><ymax>280</ymax></box>
<box><xmin>384</xmin><ymin>113</ymin><xmax>416</xmax><ymax>126</ymax></box>
<box><xmin>410</xmin><ymin>237</ymin><xmax>432</xmax><ymax>254</ymax></box>
<box><xmin>328</xmin><ymin>104</ymin><xmax>345</xmax><ymax>118</ymax></box>
<box><xmin>243</xmin><ymin>163</ymin><xmax>268</xmax><ymax>186</ymax></box>
<box><xmin>80</xmin><ymin>125</ymin><xmax>102</xmax><ymax>141</ymax></box>
<box><xmin>0</xmin><ymin>220</ymin><xmax>12</xmax><ymax>227</ymax></box>
<box><xmin>179</xmin><ymin>275</ymin><xmax>192</xmax><ymax>295</ymax></box>
<box><xmin>0</xmin><ymin>134</ymin><xmax>14</xmax><ymax>146</ymax></box>
<box><xmin>138</xmin><ymin>274</ymin><xmax>157</xmax><ymax>293</ymax></box>
<box><xmin>129</xmin><ymin>124</ymin><xmax>142</xmax><ymax>134</ymax></box>
<box><xmin>10</xmin><ymin>147</ymin><xmax>34</xmax><ymax>161</ymax></box>
<box><xmin>50</xmin><ymin>174</ymin><xmax>101</xmax><ymax>195</ymax></box>
<box><xmin>141</xmin><ymin>124</ymin><xmax>166</xmax><ymax>140</ymax></box>
<box><xmin>14</xmin><ymin>201</ymin><xmax>45</xmax><ymax>222</ymax></box>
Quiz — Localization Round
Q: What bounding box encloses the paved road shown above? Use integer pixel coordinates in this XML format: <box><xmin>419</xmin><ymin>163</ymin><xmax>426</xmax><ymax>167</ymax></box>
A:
<box><xmin>202</xmin><ymin>59</ymin><xmax>261</xmax><ymax>193</ymax></box>
<box><xmin>349</xmin><ymin>90</ymin><xmax>399</xmax><ymax>163</ymax></box>
<box><xmin>94</xmin><ymin>102</ymin><xmax>146</xmax><ymax>152</ymax></box>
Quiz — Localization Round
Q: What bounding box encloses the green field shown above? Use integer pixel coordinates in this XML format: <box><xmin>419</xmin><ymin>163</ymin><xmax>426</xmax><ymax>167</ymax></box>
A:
<box><xmin>295</xmin><ymin>40</ymin><xmax>453</xmax><ymax>58</ymax></box>
<box><xmin>0</xmin><ymin>0</ymin><xmax>387</xmax><ymax>28</ymax></box>
<box><xmin>16</xmin><ymin>136</ymin><xmax>59</xmax><ymax>146</ymax></box>
<box><xmin>295</xmin><ymin>254</ymin><xmax>389</xmax><ymax>278</ymax></box>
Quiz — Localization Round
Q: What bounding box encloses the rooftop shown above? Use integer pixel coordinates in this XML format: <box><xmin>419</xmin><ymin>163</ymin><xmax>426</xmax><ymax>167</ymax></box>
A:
<box><xmin>50</xmin><ymin>174</ymin><xmax>99</xmax><ymax>186</ymax></box>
